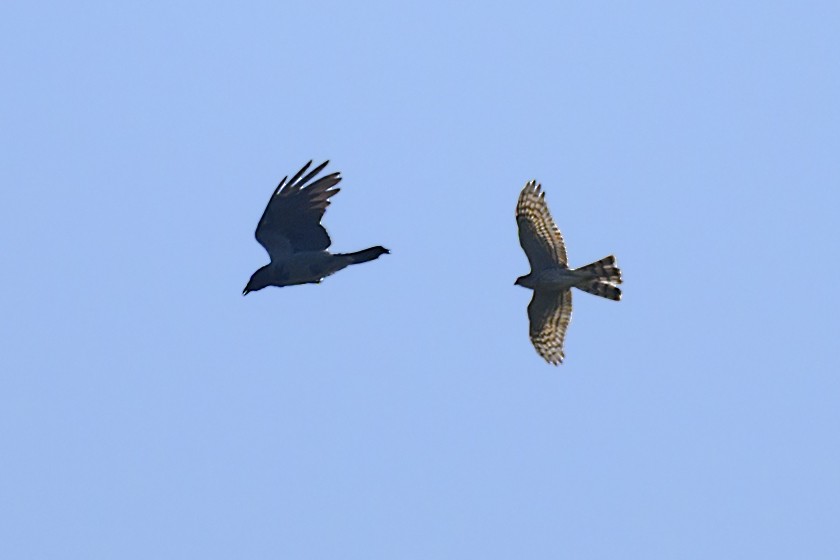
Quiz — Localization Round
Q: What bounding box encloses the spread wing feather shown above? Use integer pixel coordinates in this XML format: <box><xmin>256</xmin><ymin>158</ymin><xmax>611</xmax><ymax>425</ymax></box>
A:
<box><xmin>255</xmin><ymin>160</ymin><xmax>341</xmax><ymax>261</ymax></box>
<box><xmin>516</xmin><ymin>181</ymin><xmax>568</xmax><ymax>271</ymax></box>
<box><xmin>527</xmin><ymin>289</ymin><xmax>573</xmax><ymax>365</ymax></box>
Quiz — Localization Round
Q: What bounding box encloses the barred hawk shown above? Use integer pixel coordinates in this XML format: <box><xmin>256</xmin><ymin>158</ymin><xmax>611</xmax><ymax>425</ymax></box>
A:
<box><xmin>244</xmin><ymin>160</ymin><xmax>389</xmax><ymax>295</ymax></box>
<box><xmin>515</xmin><ymin>180</ymin><xmax>622</xmax><ymax>364</ymax></box>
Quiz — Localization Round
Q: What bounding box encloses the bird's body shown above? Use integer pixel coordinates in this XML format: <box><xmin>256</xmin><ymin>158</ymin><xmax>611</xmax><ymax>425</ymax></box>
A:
<box><xmin>516</xmin><ymin>267</ymin><xmax>590</xmax><ymax>290</ymax></box>
<box><xmin>515</xmin><ymin>180</ymin><xmax>622</xmax><ymax>364</ymax></box>
<box><xmin>247</xmin><ymin>252</ymin><xmax>336</xmax><ymax>289</ymax></box>
<box><xmin>244</xmin><ymin>160</ymin><xmax>388</xmax><ymax>295</ymax></box>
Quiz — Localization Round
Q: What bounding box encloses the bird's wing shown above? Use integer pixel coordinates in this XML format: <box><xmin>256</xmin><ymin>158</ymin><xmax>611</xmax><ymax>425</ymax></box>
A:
<box><xmin>516</xmin><ymin>181</ymin><xmax>568</xmax><ymax>271</ymax></box>
<box><xmin>527</xmin><ymin>289</ymin><xmax>573</xmax><ymax>365</ymax></box>
<box><xmin>255</xmin><ymin>160</ymin><xmax>341</xmax><ymax>261</ymax></box>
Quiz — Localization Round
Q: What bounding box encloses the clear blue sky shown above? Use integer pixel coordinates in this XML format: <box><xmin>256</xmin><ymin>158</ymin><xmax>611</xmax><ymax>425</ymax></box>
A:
<box><xmin>2</xmin><ymin>1</ymin><xmax>838</xmax><ymax>558</ymax></box>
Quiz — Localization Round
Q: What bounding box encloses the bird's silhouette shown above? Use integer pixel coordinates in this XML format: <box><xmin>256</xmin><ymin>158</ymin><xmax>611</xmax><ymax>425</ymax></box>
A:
<box><xmin>244</xmin><ymin>160</ymin><xmax>389</xmax><ymax>295</ymax></box>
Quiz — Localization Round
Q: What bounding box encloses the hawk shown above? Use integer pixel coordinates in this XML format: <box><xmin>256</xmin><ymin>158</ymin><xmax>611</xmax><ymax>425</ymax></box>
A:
<box><xmin>244</xmin><ymin>160</ymin><xmax>389</xmax><ymax>295</ymax></box>
<box><xmin>515</xmin><ymin>180</ymin><xmax>622</xmax><ymax>364</ymax></box>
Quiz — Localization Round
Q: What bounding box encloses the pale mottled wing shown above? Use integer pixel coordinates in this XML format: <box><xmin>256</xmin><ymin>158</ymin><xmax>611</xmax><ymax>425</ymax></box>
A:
<box><xmin>527</xmin><ymin>289</ymin><xmax>573</xmax><ymax>365</ymax></box>
<box><xmin>255</xmin><ymin>160</ymin><xmax>342</xmax><ymax>261</ymax></box>
<box><xmin>516</xmin><ymin>181</ymin><xmax>568</xmax><ymax>271</ymax></box>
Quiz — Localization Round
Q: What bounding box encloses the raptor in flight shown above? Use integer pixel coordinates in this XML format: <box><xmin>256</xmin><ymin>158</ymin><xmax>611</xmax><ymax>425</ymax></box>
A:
<box><xmin>244</xmin><ymin>160</ymin><xmax>389</xmax><ymax>295</ymax></box>
<box><xmin>515</xmin><ymin>180</ymin><xmax>622</xmax><ymax>364</ymax></box>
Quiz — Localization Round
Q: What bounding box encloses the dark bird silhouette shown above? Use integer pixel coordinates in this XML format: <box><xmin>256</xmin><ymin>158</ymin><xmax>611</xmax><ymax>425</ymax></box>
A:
<box><xmin>244</xmin><ymin>160</ymin><xmax>389</xmax><ymax>295</ymax></box>
<box><xmin>515</xmin><ymin>180</ymin><xmax>622</xmax><ymax>364</ymax></box>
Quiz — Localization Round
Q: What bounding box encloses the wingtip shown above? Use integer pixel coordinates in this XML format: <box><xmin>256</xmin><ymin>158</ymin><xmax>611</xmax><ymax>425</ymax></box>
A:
<box><xmin>275</xmin><ymin>175</ymin><xmax>289</xmax><ymax>193</ymax></box>
<box><xmin>523</xmin><ymin>179</ymin><xmax>542</xmax><ymax>194</ymax></box>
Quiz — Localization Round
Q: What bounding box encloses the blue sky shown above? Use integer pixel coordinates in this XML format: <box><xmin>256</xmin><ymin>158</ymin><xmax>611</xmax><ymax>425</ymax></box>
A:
<box><xmin>2</xmin><ymin>1</ymin><xmax>839</xmax><ymax>558</ymax></box>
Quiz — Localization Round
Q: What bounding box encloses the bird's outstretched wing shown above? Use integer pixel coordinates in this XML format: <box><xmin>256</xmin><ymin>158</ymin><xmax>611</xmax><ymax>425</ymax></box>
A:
<box><xmin>516</xmin><ymin>181</ymin><xmax>568</xmax><ymax>271</ymax></box>
<box><xmin>527</xmin><ymin>289</ymin><xmax>573</xmax><ymax>365</ymax></box>
<box><xmin>255</xmin><ymin>160</ymin><xmax>342</xmax><ymax>261</ymax></box>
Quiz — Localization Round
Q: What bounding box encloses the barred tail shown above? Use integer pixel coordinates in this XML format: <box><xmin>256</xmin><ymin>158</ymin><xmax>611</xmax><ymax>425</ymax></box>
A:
<box><xmin>578</xmin><ymin>281</ymin><xmax>622</xmax><ymax>301</ymax></box>
<box><xmin>340</xmin><ymin>246</ymin><xmax>390</xmax><ymax>265</ymax></box>
<box><xmin>576</xmin><ymin>255</ymin><xmax>622</xmax><ymax>301</ymax></box>
<box><xmin>577</xmin><ymin>255</ymin><xmax>622</xmax><ymax>284</ymax></box>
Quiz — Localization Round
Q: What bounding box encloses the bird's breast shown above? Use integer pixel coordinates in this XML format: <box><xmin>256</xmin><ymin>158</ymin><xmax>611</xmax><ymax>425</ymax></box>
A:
<box><xmin>279</xmin><ymin>251</ymin><xmax>343</xmax><ymax>283</ymax></box>
<box><xmin>535</xmin><ymin>268</ymin><xmax>581</xmax><ymax>290</ymax></box>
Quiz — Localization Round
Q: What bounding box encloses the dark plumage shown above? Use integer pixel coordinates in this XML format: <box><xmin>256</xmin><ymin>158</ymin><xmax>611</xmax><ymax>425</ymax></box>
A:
<box><xmin>244</xmin><ymin>160</ymin><xmax>389</xmax><ymax>295</ymax></box>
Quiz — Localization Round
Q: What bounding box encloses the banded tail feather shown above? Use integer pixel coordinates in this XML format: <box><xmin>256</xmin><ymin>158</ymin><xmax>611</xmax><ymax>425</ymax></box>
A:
<box><xmin>577</xmin><ymin>255</ymin><xmax>622</xmax><ymax>284</ymax></box>
<box><xmin>578</xmin><ymin>280</ymin><xmax>622</xmax><ymax>301</ymax></box>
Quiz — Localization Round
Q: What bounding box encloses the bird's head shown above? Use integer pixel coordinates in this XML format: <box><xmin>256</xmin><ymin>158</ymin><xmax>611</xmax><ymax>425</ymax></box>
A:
<box><xmin>514</xmin><ymin>274</ymin><xmax>533</xmax><ymax>289</ymax></box>
<box><xmin>243</xmin><ymin>266</ymin><xmax>273</xmax><ymax>296</ymax></box>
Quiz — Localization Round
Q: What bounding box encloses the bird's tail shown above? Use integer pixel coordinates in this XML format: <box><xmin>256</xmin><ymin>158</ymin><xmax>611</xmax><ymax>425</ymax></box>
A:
<box><xmin>339</xmin><ymin>246</ymin><xmax>390</xmax><ymax>265</ymax></box>
<box><xmin>578</xmin><ymin>281</ymin><xmax>622</xmax><ymax>301</ymax></box>
<box><xmin>576</xmin><ymin>255</ymin><xmax>622</xmax><ymax>301</ymax></box>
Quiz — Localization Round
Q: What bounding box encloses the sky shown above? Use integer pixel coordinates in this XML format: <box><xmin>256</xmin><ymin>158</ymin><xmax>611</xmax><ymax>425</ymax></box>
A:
<box><xmin>2</xmin><ymin>1</ymin><xmax>839</xmax><ymax>558</ymax></box>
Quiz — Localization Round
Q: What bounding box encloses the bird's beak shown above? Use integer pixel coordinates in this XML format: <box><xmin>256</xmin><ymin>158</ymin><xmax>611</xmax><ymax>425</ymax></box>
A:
<box><xmin>242</xmin><ymin>288</ymin><xmax>250</xmax><ymax>296</ymax></box>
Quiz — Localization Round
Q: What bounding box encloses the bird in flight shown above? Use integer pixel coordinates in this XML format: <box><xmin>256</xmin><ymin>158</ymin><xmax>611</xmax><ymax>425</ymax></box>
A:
<box><xmin>515</xmin><ymin>180</ymin><xmax>622</xmax><ymax>364</ymax></box>
<box><xmin>244</xmin><ymin>160</ymin><xmax>389</xmax><ymax>295</ymax></box>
